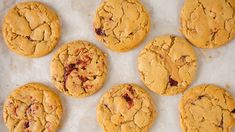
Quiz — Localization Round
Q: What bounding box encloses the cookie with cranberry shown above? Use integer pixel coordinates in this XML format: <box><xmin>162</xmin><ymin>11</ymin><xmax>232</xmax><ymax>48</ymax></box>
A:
<box><xmin>3</xmin><ymin>83</ymin><xmax>63</xmax><ymax>132</ymax></box>
<box><xmin>180</xmin><ymin>0</ymin><xmax>235</xmax><ymax>48</ymax></box>
<box><xmin>2</xmin><ymin>1</ymin><xmax>60</xmax><ymax>57</ymax></box>
<box><xmin>138</xmin><ymin>35</ymin><xmax>197</xmax><ymax>95</ymax></box>
<box><xmin>96</xmin><ymin>83</ymin><xmax>156</xmax><ymax>132</ymax></box>
<box><xmin>50</xmin><ymin>40</ymin><xmax>107</xmax><ymax>97</ymax></box>
<box><xmin>180</xmin><ymin>84</ymin><xmax>235</xmax><ymax>132</ymax></box>
<box><xmin>94</xmin><ymin>0</ymin><xmax>150</xmax><ymax>52</ymax></box>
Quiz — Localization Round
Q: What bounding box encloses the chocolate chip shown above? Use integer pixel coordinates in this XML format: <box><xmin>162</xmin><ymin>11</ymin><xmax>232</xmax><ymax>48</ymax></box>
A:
<box><xmin>123</xmin><ymin>93</ymin><xmax>133</xmax><ymax>107</ymax></box>
<box><xmin>169</xmin><ymin>76</ymin><xmax>178</xmax><ymax>86</ymax></box>
<box><xmin>24</xmin><ymin>122</ymin><xmax>29</xmax><ymax>129</ymax></box>
<box><xmin>95</xmin><ymin>28</ymin><xmax>106</xmax><ymax>36</ymax></box>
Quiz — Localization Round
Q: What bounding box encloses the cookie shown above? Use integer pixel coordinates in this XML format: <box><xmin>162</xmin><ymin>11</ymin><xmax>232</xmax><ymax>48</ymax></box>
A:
<box><xmin>96</xmin><ymin>83</ymin><xmax>156</xmax><ymax>132</ymax></box>
<box><xmin>138</xmin><ymin>35</ymin><xmax>197</xmax><ymax>95</ymax></box>
<box><xmin>2</xmin><ymin>1</ymin><xmax>60</xmax><ymax>57</ymax></box>
<box><xmin>179</xmin><ymin>84</ymin><xmax>235</xmax><ymax>132</ymax></box>
<box><xmin>94</xmin><ymin>0</ymin><xmax>150</xmax><ymax>52</ymax></box>
<box><xmin>180</xmin><ymin>0</ymin><xmax>235</xmax><ymax>48</ymax></box>
<box><xmin>3</xmin><ymin>83</ymin><xmax>63</xmax><ymax>132</ymax></box>
<box><xmin>50</xmin><ymin>40</ymin><xmax>107</xmax><ymax>98</ymax></box>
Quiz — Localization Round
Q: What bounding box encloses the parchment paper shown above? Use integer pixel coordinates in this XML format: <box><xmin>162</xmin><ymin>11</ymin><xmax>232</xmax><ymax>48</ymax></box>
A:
<box><xmin>1</xmin><ymin>0</ymin><xmax>235</xmax><ymax>131</ymax></box>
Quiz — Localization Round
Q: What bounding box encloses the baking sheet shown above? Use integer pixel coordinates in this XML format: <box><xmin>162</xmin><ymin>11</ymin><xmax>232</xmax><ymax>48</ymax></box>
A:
<box><xmin>1</xmin><ymin>0</ymin><xmax>235</xmax><ymax>131</ymax></box>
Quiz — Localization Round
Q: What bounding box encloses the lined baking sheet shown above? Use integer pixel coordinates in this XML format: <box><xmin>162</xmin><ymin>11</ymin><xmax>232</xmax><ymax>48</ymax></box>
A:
<box><xmin>0</xmin><ymin>0</ymin><xmax>235</xmax><ymax>131</ymax></box>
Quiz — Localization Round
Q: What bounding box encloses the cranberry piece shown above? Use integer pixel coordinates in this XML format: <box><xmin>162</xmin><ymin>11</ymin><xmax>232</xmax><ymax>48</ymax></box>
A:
<box><xmin>24</xmin><ymin>122</ymin><xmax>29</xmax><ymax>128</ymax></box>
<box><xmin>95</xmin><ymin>28</ymin><xmax>105</xmax><ymax>36</ymax></box>
<box><xmin>79</xmin><ymin>76</ymin><xmax>88</xmax><ymax>82</ymax></box>
<box><xmin>64</xmin><ymin>64</ymin><xmax>77</xmax><ymax>89</ymax></box>
<box><xmin>122</xmin><ymin>93</ymin><xmax>133</xmax><ymax>107</ymax></box>
<box><xmin>127</xmin><ymin>85</ymin><xmax>135</xmax><ymax>95</ymax></box>
<box><xmin>169</xmin><ymin>76</ymin><xmax>178</xmax><ymax>86</ymax></box>
<box><xmin>64</xmin><ymin>64</ymin><xmax>76</xmax><ymax>79</ymax></box>
<box><xmin>232</xmin><ymin>109</ymin><xmax>235</xmax><ymax>113</ymax></box>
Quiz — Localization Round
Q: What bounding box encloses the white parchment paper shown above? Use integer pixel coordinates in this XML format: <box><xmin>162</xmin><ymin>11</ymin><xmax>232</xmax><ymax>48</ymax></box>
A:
<box><xmin>1</xmin><ymin>0</ymin><xmax>235</xmax><ymax>131</ymax></box>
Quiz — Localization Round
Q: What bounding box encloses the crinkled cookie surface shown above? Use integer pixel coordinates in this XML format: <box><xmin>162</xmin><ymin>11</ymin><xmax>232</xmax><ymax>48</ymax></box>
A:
<box><xmin>180</xmin><ymin>0</ymin><xmax>235</xmax><ymax>48</ymax></box>
<box><xmin>94</xmin><ymin>0</ymin><xmax>150</xmax><ymax>52</ymax></box>
<box><xmin>2</xmin><ymin>1</ymin><xmax>60</xmax><ymax>57</ymax></box>
<box><xmin>97</xmin><ymin>83</ymin><xmax>156</xmax><ymax>132</ymax></box>
<box><xmin>180</xmin><ymin>84</ymin><xmax>235</xmax><ymax>132</ymax></box>
<box><xmin>3</xmin><ymin>83</ymin><xmax>63</xmax><ymax>132</ymax></box>
<box><xmin>50</xmin><ymin>40</ymin><xmax>107</xmax><ymax>98</ymax></box>
<box><xmin>138</xmin><ymin>35</ymin><xmax>197</xmax><ymax>95</ymax></box>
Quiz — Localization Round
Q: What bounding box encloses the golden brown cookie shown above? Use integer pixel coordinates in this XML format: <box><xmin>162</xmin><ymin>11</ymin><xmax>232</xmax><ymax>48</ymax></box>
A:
<box><xmin>94</xmin><ymin>0</ymin><xmax>150</xmax><ymax>52</ymax></box>
<box><xmin>2</xmin><ymin>1</ymin><xmax>60</xmax><ymax>57</ymax></box>
<box><xmin>138</xmin><ymin>35</ymin><xmax>197</xmax><ymax>96</ymax></box>
<box><xmin>3</xmin><ymin>83</ymin><xmax>63</xmax><ymax>132</ymax></box>
<box><xmin>180</xmin><ymin>0</ymin><xmax>235</xmax><ymax>48</ymax></box>
<box><xmin>179</xmin><ymin>84</ymin><xmax>235</xmax><ymax>132</ymax></box>
<box><xmin>96</xmin><ymin>83</ymin><xmax>156</xmax><ymax>132</ymax></box>
<box><xmin>50</xmin><ymin>40</ymin><xmax>107</xmax><ymax>98</ymax></box>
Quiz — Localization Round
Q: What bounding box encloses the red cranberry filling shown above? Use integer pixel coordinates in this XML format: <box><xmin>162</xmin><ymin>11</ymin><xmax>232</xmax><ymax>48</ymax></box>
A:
<box><xmin>95</xmin><ymin>28</ymin><xmax>106</xmax><ymax>36</ymax></box>
<box><xmin>122</xmin><ymin>93</ymin><xmax>133</xmax><ymax>108</ymax></box>
<box><xmin>169</xmin><ymin>76</ymin><xmax>178</xmax><ymax>86</ymax></box>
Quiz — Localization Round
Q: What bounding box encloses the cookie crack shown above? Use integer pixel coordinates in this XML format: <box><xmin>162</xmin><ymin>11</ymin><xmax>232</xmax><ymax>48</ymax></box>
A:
<box><xmin>95</xmin><ymin>0</ymin><xmax>149</xmax><ymax>48</ymax></box>
<box><xmin>182</xmin><ymin>87</ymin><xmax>233</xmax><ymax>131</ymax></box>
<box><xmin>101</xmin><ymin>86</ymin><xmax>154</xmax><ymax>131</ymax></box>
<box><xmin>3</xmin><ymin>2</ymin><xmax>58</xmax><ymax>57</ymax></box>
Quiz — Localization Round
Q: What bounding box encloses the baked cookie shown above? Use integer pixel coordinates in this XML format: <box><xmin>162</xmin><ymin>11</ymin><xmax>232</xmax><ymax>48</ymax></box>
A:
<box><xmin>3</xmin><ymin>83</ymin><xmax>63</xmax><ymax>132</ymax></box>
<box><xmin>50</xmin><ymin>40</ymin><xmax>107</xmax><ymax>98</ymax></box>
<box><xmin>94</xmin><ymin>0</ymin><xmax>150</xmax><ymax>52</ymax></box>
<box><xmin>97</xmin><ymin>83</ymin><xmax>156</xmax><ymax>132</ymax></box>
<box><xmin>179</xmin><ymin>84</ymin><xmax>235</xmax><ymax>132</ymax></box>
<box><xmin>138</xmin><ymin>35</ymin><xmax>197</xmax><ymax>96</ymax></box>
<box><xmin>2</xmin><ymin>1</ymin><xmax>60</xmax><ymax>57</ymax></box>
<box><xmin>180</xmin><ymin>0</ymin><xmax>235</xmax><ymax>48</ymax></box>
